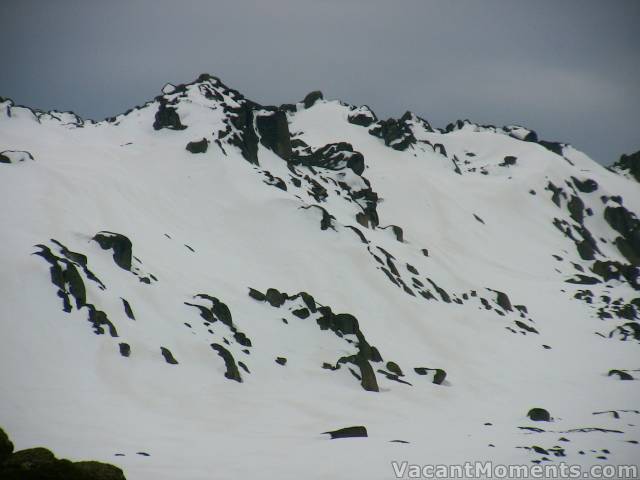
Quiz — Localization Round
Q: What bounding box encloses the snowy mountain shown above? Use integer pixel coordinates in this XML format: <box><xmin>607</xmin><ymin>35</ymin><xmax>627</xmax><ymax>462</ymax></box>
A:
<box><xmin>1</xmin><ymin>74</ymin><xmax>639</xmax><ymax>479</ymax></box>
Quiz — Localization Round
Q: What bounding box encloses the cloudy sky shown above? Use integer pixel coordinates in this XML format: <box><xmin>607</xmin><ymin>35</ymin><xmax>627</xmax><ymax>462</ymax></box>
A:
<box><xmin>1</xmin><ymin>0</ymin><xmax>638</xmax><ymax>164</ymax></box>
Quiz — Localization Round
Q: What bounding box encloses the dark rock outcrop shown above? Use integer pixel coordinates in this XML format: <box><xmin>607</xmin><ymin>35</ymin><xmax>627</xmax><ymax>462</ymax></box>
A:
<box><xmin>414</xmin><ymin>367</ymin><xmax>447</xmax><ymax>385</ymax></box>
<box><xmin>153</xmin><ymin>99</ymin><xmax>186</xmax><ymax>131</ymax></box>
<box><xmin>0</xmin><ymin>427</ymin><xmax>13</xmax><ymax>463</ymax></box>
<box><xmin>604</xmin><ymin>205</ymin><xmax>640</xmax><ymax>265</ymax></box>
<box><xmin>186</xmin><ymin>138</ymin><xmax>209</xmax><ymax>154</ymax></box>
<box><xmin>322</xmin><ymin>426</ymin><xmax>368</xmax><ymax>439</ymax></box>
<box><xmin>255</xmin><ymin>110</ymin><xmax>292</xmax><ymax>160</ymax></box>
<box><xmin>348</xmin><ymin>106</ymin><xmax>377</xmax><ymax>127</ymax></box>
<box><xmin>0</xmin><ymin>150</ymin><xmax>34</xmax><ymax>164</ymax></box>
<box><xmin>369</xmin><ymin>114</ymin><xmax>416</xmax><ymax>151</ymax></box>
<box><xmin>527</xmin><ymin>408</ymin><xmax>551</xmax><ymax>422</ymax></box>
<box><xmin>160</xmin><ymin>347</ymin><xmax>178</xmax><ymax>365</ymax></box>
<box><xmin>0</xmin><ymin>429</ymin><xmax>126</xmax><ymax>480</ymax></box>
<box><xmin>302</xmin><ymin>90</ymin><xmax>323</xmax><ymax>109</ymax></box>
<box><xmin>295</xmin><ymin>142</ymin><xmax>365</xmax><ymax>175</ymax></box>
<box><xmin>92</xmin><ymin>232</ymin><xmax>133</xmax><ymax>271</ymax></box>
<box><xmin>211</xmin><ymin>343</ymin><xmax>242</xmax><ymax>382</ymax></box>
<box><xmin>608</xmin><ymin>369</ymin><xmax>634</xmax><ymax>380</ymax></box>
<box><xmin>571</xmin><ymin>176</ymin><xmax>598</xmax><ymax>193</ymax></box>
<box><xmin>610</xmin><ymin>150</ymin><xmax>640</xmax><ymax>183</ymax></box>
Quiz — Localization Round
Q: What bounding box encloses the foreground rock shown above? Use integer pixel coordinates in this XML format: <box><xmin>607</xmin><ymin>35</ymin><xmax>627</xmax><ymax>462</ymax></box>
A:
<box><xmin>0</xmin><ymin>427</ymin><xmax>126</xmax><ymax>480</ymax></box>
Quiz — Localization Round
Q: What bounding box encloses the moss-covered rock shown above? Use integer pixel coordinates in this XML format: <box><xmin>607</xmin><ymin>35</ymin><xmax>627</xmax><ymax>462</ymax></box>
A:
<box><xmin>386</xmin><ymin>361</ymin><xmax>404</xmax><ymax>376</ymax></box>
<box><xmin>0</xmin><ymin>445</ymin><xmax>126</xmax><ymax>480</ymax></box>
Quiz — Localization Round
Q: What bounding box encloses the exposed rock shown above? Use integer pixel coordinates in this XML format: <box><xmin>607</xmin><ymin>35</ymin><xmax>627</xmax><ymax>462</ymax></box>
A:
<box><xmin>608</xmin><ymin>369</ymin><xmax>634</xmax><ymax>380</ymax></box>
<box><xmin>571</xmin><ymin>176</ymin><xmax>598</xmax><ymax>193</ymax></box>
<box><xmin>118</xmin><ymin>343</ymin><xmax>131</xmax><ymax>357</ymax></box>
<box><xmin>225</xmin><ymin>102</ymin><xmax>259</xmax><ymax>164</ymax></box>
<box><xmin>492</xmin><ymin>290</ymin><xmax>513</xmax><ymax>312</ymax></box>
<box><xmin>302</xmin><ymin>90</ymin><xmax>323</xmax><ymax>109</ymax></box>
<box><xmin>591</xmin><ymin>260</ymin><xmax>639</xmax><ymax>289</ymax></box>
<box><xmin>499</xmin><ymin>155</ymin><xmax>517</xmax><ymax>167</ymax></box>
<box><xmin>604</xmin><ymin>205</ymin><xmax>640</xmax><ymax>265</ymax></box>
<box><xmin>186</xmin><ymin>138</ymin><xmax>209</xmax><ymax>154</ymax></box>
<box><xmin>369</xmin><ymin>114</ymin><xmax>416</xmax><ymax>151</ymax></box>
<box><xmin>160</xmin><ymin>347</ymin><xmax>178</xmax><ymax>365</ymax></box>
<box><xmin>538</xmin><ymin>140</ymin><xmax>564</xmax><ymax>156</ymax></box>
<box><xmin>153</xmin><ymin>99</ymin><xmax>186</xmax><ymax>130</ymax></box>
<box><xmin>73</xmin><ymin>461</ymin><xmax>127</xmax><ymax>480</ymax></box>
<box><xmin>322</xmin><ymin>426</ymin><xmax>368</xmax><ymax>439</ymax></box>
<box><xmin>248</xmin><ymin>288</ymin><xmax>266</xmax><ymax>301</ymax></box>
<box><xmin>0</xmin><ymin>439</ymin><xmax>126</xmax><ymax>480</ymax></box>
<box><xmin>265</xmin><ymin>288</ymin><xmax>287</xmax><ymax>307</ymax></box>
<box><xmin>386</xmin><ymin>361</ymin><xmax>403</xmax><ymax>376</ymax></box>
<box><xmin>255</xmin><ymin>110</ymin><xmax>292</xmax><ymax>160</ymax></box>
<box><xmin>121</xmin><ymin>298</ymin><xmax>135</xmax><ymax>320</ymax></box>
<box><xmin>0</xmin><ymin>427</ymin><xmax>13</xmax><ymax>463</ymax></box>
<box><xmin>211</xmin><ymin>343</ymin><xmax>242</xmax><ymax>382</ymax></box>
<box><xmin>0</xmin><ymin>150</ymin><xmax>34</xmax><ymax>164</ymax></box>
<box><xmin>294</xmin><ymin>142</ymin><xmax>365</xmax><ymax>175</ymax></box>
<box><xmin>381</xmin><ymin>225</ymin><xmax>403</xmax><ymax>242</ymax></box>
<box><xmin>610</xmin><ymin>150</ymin><xmax>640</xmax><ymax>183</ymax></box>
<box><xmin>292</xmin><ymin>307</ymin><xmax>310</xmax><ymax>319</ymax></box>
<box><xmin>567</xmin><ymin>195</ymin><xmax>585</xmax><ymax>224</ymax></box>
<box><xmin>347</xmin><ymin>106</ymin><xmax>377</xmax><ymax>127</ymax></box>
<box><xmin>92</xmin><ymin>232</ymin><xmax>133</xmax><ymax>271</ymax></box>
<box><xmin>414</xmin><ymin>367</ymin><xmax>446</xmax><ymax>385</ymax></box>
<box><xmin>528</xmin><ymin>408</ymin><xmax>551</xmax><ymax>422</ymax></box>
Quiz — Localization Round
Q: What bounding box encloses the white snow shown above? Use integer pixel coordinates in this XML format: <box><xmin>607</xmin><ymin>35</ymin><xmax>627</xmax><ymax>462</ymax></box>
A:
<box><xmin>0</xmin><ymin>81</ymin><xmax>639</xmax><ymax>479</ymax></box>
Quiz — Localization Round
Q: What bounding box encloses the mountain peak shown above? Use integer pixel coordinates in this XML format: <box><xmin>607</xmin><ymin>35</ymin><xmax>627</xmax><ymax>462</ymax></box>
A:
<box><xmin>1</xmin><ymin>73</ymin><xmax>639</xmax><ymax>479</ymax></box>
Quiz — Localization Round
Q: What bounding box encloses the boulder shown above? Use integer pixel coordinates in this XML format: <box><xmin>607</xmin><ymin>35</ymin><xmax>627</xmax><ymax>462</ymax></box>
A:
<box><xmin>302</xmin><ymin>90</ymin><xmax>323</xmax><ymax>109</ymax></box>
<box><xmin>186</xmin><ymin>138</ymin><xmax>209</xmax><ymax>154</ymax></box>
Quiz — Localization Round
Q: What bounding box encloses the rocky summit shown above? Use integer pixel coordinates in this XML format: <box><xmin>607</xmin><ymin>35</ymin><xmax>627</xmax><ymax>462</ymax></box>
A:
<box><xmin>0</xmin><ymin>74</ymin><xmax>639</xmax><ymax>479</ymax></box>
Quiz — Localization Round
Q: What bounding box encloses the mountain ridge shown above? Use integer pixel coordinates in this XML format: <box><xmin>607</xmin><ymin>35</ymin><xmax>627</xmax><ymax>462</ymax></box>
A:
<box><xmin>1</xmin><ymin>73</ymin><xmax>639</xmax><ymax>479</ymax></box>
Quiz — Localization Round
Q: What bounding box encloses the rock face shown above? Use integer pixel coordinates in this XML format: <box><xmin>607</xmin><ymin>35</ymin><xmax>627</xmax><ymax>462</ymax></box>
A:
<box><xmin>347</xmin><ymin>106</ymin><xmax>377</xmax><ymax>127</ymax></box>
<box><xmin>92</xmin><ymin>232</ymin><xmax>133</xmax><ymax>271</ymax></box>
<box><xmin>0</xmin><ymin>428</ymin><xmax>125</xmax><ymax>480</ymax></box>
<box><xmin>294</xmin><ymin>142</ymin><xmax>365</xmax><ymax>175</ymax></box>
<box><xmin>153</xmin><ymin>99</ymin><xmax>186</xmax><ymax>130</ymax></box>
<box><xmin>604</xmin><ymin>205</ymin><xmax>640</xmax><ymax>265</ymax></box>
<box><xmin>303</xmin><ymin>90</ymin><xmax>323</xmax><ymax>109</ymax></box>
<box><xmin>2</xmin><ymin>73</ymin><xmax>640</xmax><ymax>478</ymax></box>
<box><xmin>611</xmin><ymin>150</ymin><xmax>640</xmax><ymax>183</ymax></box>
<box><xmin>255</xmin><ymin>110</ymin><xmax>292</xmax><ymax>160</ymax></box>
<box><xmin>368</xmin><ymin>114</ymin><xmax>416</xmax><ymax>151</ymax></box>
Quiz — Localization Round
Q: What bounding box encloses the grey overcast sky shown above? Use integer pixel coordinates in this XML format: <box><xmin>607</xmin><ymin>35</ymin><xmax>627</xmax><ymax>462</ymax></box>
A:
<box><xmin>1</xmin><ymin>1</ymin><xmax>638</xmax><ymax>164</ymax></box>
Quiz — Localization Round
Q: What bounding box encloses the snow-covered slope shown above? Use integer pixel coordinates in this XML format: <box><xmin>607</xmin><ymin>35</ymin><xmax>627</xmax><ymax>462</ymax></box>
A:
<box><xmin>1</xmin><ymin>75</ymin><xmax>639</xmax><ymax>479</ymax></box>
